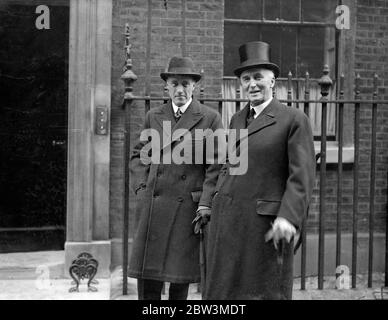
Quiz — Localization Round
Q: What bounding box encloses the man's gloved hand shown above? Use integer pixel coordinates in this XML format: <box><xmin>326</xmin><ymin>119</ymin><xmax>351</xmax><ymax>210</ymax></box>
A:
<box><xmin>265</xmin><ymin>217</ymin><xmax>296</xmax><ymax>250</ymax></box>
<box><xmin>192</xmin><ymin>207</ymin><xmax>211</xmax><ymax>234</ymax></box>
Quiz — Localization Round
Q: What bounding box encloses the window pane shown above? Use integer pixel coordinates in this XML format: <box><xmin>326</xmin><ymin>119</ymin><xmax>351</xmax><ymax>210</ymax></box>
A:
<box><xmin>225</xmin><ymin>0</ymin><xmax>262</xmax><ymax>20</ymax></box>
<box><xmin>224</xmin><ymin>22</ymin><xmax>261</xmax><ymax>76</ymax></box>
<box><xmin>224</xmin><ymin>24</ymin><xmax>336</xmax><ymax>79</ymax></box>
<box><xmin>264</xmin><ymin>0</ymin><xmax>300</xmax><ymax>21</ymax></box>
<box><xmin>299</xmin><ymin>27</ymin><xmax>325</xmax><ymax>78</ymax></box>
<box><xmin>302</xmin><ymin>0</ymin><xmax>338</xmax><ymax>22</ymax></box>
<box><xmin>264</xmin><ymin>0</ymin><xmax>281</xmax><ymax>20</ymax></box>
<box><xmin>224</xmin><ymin>24</ymin><xmax>302</xmax><ymax>78</ymax></box>
<box><xmin>281</xmin><ymin>0</ymin><xmax>300</xmax><ymax>21</ymax></box>
<box><xmin>261</xmin><ymin>26</ymin><xmax>297</xmax><ymax>77</ymax></box>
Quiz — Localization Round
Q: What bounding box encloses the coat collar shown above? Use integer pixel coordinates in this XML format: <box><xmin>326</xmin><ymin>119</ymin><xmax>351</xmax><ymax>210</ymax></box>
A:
<box><xmin>153</xmin><ymin>99</ymin><xmax>204</xmax><ymax>151</ymax></box>
<box><xmin>234</xmin><ymin>98</ymin><xmax>278</xmax><ymax>137</ymax></box>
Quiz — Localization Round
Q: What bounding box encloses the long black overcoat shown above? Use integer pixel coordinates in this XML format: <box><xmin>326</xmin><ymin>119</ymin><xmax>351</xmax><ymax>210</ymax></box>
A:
<box><xmin>128</xmin><ymin>99</ymin><xmax>224</xmax><ymax>284</ymax></box>
<box><xmin>205</xmin><ymin>98</ymin><xmax>316</xmax><ymax>299</ymax></box>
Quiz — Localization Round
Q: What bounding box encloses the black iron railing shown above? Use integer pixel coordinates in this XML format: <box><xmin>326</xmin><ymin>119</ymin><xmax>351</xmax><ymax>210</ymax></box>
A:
<box><xmin>121</xmin><ymin>29</ymin><xmax>388</xmax><ymax>296</ymax></box>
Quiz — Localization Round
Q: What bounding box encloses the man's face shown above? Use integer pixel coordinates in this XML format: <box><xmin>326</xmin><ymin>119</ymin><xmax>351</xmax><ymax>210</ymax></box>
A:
<box><xmin>240</xmin><ymin>68</ymin><xmax>275</xmax><ymax>106</ymax></box>
<box><xmin>166</xmin><ymin>75</ymin><xmax>196</xmax><ymax>107</ymax></box>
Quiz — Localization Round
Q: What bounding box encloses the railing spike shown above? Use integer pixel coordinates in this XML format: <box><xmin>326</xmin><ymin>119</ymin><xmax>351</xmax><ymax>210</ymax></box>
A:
<box><xmin>339</xmin><ymin>73</ymin><xmax>345</xmax><ymax>99</ymax></box>
<box><xmin>121</xmin><ymin>23</ymin><xmax>138</xmax><ymax>108</ymax></box>
<box><xmin>373</xmin><ymin>73</ymin><xmax>378</xmax><ymax>98</ymax></box>
<box><xmin>305</xmin><ymin>71</ymin><xmax>310</xmax><ymax>96</ymax></box>
<box><xmin>355</xmin><ymin>73</ymin><xmax>361</xmax><ymax>98</ymax></box>
<box><xmin>318</xmin><ymin>65</ymin><xmax>333</xmax><ymax>99</ymax></box>
<box><xmin>287</xmin><ymin>71</ymin><xmax>292</xmax><ymax>105</ymax></box>
<box><xmin>200</xmin><ymin>68</ymin><xmax>205</xmax><ymax>100</ymax></box>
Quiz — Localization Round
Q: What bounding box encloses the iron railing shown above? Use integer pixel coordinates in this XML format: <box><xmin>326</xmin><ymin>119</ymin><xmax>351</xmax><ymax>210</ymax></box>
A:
<box><xmin>121</xmin><ymin>29</ymin><xmax>388</xmax><ymax>296</ymax></box>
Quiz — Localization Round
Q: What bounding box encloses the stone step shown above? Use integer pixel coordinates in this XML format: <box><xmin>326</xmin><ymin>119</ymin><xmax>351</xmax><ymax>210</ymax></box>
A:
<box><xmin>0</xmin><ymin>251</ymin><xmax>65</xmax><ymax>280</ymax></box>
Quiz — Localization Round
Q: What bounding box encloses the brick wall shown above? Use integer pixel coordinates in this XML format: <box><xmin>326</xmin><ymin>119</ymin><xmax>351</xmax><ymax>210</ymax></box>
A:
<box><xmin>352</xmin><ymin>0</ymin><xmax>388</xmax><ymax>232</ymax></box>
<box><xmin>109</xmin><ymin>0</ymin><xmax>388</xmax><ymax>240</ymax></box>
<box><xmin>306</xmin><ymin>0</ymin><xmax>388</xmax><ymax>233</ymax></box>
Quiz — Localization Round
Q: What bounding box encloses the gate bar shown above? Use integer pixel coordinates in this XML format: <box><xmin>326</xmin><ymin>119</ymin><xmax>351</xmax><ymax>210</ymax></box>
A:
<box><xmin>121</xmin><ymin>23</ymin><xmax>138</xmax><ymax>295</ymax></box>
<box><xmin>368</xmin><ymin>74</ymin><xmax>378</xmax><ymax>287</ymax></box>
<box><xmin>352</xmin><ymin>74</ymin><xmax>361</xmax><ymax>289</ymax></box>
<box><xmin>317</xmin><ymin>65</ymin><xmax>332</xmax><ymax>290</ymax></box>
<box><xmin>300</xmin><ymin>71</ymin><xmax>310</xmax><ymax>290</ymax></box>
<box><xmin>336</xmin><ymin>74</ymin><xmax>345</xmax><ymax>268</ymax></box>
<box><xmin>318</xmin><ymin>100</ymin><xmax>327</xmax><ymax>290</ymax></box>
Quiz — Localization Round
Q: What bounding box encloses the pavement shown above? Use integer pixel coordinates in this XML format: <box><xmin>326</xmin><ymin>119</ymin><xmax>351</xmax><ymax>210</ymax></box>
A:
<box><xmin>0</xmin><ymin>250</ymin><xmax>387</xmax><ymax>300</ymax></box>
<box><xmin>110</xmin><ymin>266</ymin><xmax>388</xmax><ymax>300</ymax></box>
<box><xmin>0</xmin><ymin>251</ymin><xmax>110</xmax><ymax>300</ymax></box>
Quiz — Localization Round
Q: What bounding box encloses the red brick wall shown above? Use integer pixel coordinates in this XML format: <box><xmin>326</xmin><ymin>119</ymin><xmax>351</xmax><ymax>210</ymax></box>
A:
<box><xmin>109</xmin><ymin>0</ymin><xmax>388</xmax><ymax>239</ymax></box>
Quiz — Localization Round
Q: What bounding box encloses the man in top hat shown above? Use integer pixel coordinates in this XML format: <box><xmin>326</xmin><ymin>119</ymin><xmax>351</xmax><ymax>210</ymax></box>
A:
<box><xmin>204</xmin><ymin>41</ymin><xmax>316</xmax><ymax>299</ymax></box>
<box><xmin>128</xmin><ymin>56</ymin><xmax>225</xmax><ymax>300</ymax></box>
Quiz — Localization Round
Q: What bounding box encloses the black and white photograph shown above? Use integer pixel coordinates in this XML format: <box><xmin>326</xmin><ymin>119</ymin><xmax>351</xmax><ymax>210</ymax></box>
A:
<box><xmin>0</xmin><ymin>0</ymin><xmax>388</xmax><ymax>309</ymax></box>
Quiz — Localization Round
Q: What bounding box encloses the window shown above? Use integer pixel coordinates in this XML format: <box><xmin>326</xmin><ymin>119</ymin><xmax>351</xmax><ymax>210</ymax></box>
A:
<box><xmin>223</xmin><ymin>0</ymin><xmax>340</xmax><ymax>139</ymax></box>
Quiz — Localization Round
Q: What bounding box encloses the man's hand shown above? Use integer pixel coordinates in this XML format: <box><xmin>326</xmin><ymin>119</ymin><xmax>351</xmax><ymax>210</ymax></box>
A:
<box><xmin>265</xmin><ymin>217</ymin><xmax>296</xmax><ymax>249</ymax></box>
<box><xmin>192</xmin><ymin>207</ymin><xmax>211</xmax><ymax>234</ymax></box>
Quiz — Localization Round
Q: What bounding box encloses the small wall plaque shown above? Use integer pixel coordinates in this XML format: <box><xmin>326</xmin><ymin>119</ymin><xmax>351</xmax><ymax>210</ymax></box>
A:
<box><xmin>95</xmin><ymin>106</ymin><xmax>108</xmax><ymax>135</ymax></box>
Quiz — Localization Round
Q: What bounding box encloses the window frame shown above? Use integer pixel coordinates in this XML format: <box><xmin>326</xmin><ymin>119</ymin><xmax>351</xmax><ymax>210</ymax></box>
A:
<box><xmin>223</xmin><ymin>0</ymin><xmax>344</xmax><ymax>142</ymax></box>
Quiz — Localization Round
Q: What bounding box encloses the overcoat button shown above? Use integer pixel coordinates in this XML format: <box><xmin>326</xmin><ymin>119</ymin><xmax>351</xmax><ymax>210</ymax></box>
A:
<box><xmin>177</xmin><ymin>197</ymin><xmax>183</xmax><ymax>202</ymax></box>
<box><xmin>181</xmin><ymin>175</ymin><xmax>186</xmax><ymax>180</ymax></box>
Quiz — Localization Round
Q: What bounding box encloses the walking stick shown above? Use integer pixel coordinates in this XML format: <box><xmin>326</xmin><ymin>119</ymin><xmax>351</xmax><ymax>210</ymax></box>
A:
<box><xmin>199</xmin><ymin>227</ymin><xmax>206</xmax><ymax>296</ymax></box>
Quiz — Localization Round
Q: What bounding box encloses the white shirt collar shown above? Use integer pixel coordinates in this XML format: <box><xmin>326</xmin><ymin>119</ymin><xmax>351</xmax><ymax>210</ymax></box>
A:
<box><xmin>250</xmin><ymin>96</ymin><xmax>273</xmax><ymax>118</ymax></box>
<box><xmin>172</xmin><ymin>97</ymin><xmax>192</xmax><ymax>114</ymax></box>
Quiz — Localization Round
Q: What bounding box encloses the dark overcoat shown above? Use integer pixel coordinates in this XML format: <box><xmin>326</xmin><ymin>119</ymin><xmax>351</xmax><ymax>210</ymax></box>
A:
<box><xmin>205</xmin><ymin>98</ymin><xmax>316</xmax><ymax>300</ymax></box>
<box><xmin>128</xmin><ymin>99</ymin><xmax>224</xmax><ymax>284</ymax></box>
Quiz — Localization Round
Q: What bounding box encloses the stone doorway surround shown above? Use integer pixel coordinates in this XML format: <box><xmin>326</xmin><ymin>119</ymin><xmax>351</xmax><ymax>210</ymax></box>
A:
<box><xmin>65</xmin><ymin>0</ymin><xmax>112</xmax><ymax>278</ymax></box>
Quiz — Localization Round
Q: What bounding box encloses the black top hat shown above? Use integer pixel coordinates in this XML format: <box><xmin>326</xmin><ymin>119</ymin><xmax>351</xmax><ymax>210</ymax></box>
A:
<box><xmin>234</xmin><ymin>41</ymin><xmax>280</xmax><ymax>78</ymax></box>
<box><xmin>160</xmin><ymin>56</ymin><xmax>202</xmax><ymax>82</ymax></box>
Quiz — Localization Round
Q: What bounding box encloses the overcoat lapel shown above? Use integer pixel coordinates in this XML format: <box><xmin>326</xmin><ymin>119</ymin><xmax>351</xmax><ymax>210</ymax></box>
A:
<box><xmin>154</xmin><ymin>99</ymin><xmax>204</xmax><ymax>151</ymax></box>
<box><xmin>233</xmin><ymin>103</ymin><xmax>250</xmax><ymax>131</ymax></box>
<box><xmin>233</xmin><ymin>99</ymin><xmax>278</xmax><ymax>147</ymax></box>
<box><xmin>153</xmin><ymin>100</ymin><xmax>176</xmax><ymax>138</ymax></box>
<box><xmin>247</xmin><ymin>100</ymin><xmax>276</xmax><ymax>137</ymax></box>
<box><xmin>172</xmin><ymin>99</ymin><xmax>203</xmax><ymax>133</ymax></box>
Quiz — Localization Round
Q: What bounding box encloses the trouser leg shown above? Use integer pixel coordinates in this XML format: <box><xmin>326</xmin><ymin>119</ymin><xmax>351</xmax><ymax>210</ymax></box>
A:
<box><xmin>168</xmin><ymin>283</ymin><xmax>189</xmax><ymax>300</ymax></box>
<box><xmin>137</xmin><ymin>279</ymin><xmax>164</xmax><ymax>300</ymax></box>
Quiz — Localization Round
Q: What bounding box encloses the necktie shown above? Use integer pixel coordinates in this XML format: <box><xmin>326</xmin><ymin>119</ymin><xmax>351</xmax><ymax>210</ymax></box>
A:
<box><xmin>174</xmin><ymin>108</ymin><xmax>183</xmax><ymax>122</ymax></box>
<box><xmin>246</xmin><ymin>108</ymin><xmax>256</xmax><ymax>127</ymax></box>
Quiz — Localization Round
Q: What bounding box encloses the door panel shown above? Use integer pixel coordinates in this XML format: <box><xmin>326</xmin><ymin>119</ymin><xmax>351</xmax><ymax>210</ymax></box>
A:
<box><xmin>0</xmin><ymin>1</ymin><xmax>69</xmax><ymax>252</ymax></box>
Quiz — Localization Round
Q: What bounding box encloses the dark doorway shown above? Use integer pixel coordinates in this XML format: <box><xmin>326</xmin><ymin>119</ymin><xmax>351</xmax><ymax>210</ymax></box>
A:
<box><xmin>0</xmin><ymin>0</ymin><xmax>69</xmax><ymax>252</ymax></box>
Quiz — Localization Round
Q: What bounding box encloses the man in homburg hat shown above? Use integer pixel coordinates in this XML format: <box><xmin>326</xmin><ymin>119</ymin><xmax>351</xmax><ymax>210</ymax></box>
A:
<box><xmin>128</xmin><ymin>56</ymin><xmax>225</xmax><ymax>300</ymax></box>
<box><xmin>205</xmin><ymin>41</ymin><xmax>316</xmax><ymax>299</ymax></box>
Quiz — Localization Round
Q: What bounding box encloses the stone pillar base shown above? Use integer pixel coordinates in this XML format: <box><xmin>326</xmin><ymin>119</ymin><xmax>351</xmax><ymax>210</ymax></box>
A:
<box><xmin>64</xmin><ymin>241</ymin><xmax>111</xmax><ymax>279</ymax></box>
<box><xmin>110</xmin><ymin>238</ymin><xmax>133</xmax><ymax>269</ymax></box>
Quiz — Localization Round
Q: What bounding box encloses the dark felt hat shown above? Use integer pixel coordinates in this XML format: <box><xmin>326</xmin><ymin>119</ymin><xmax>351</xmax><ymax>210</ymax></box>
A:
<box><xmin>160</xmin><ymin>56</ymin><xmax>202</xmax><ymax>82</ymax></box>
<box><xmin>234</xmin><ymin>41</ymin><xmax>280</xmax><ymax>78</ymax></box>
